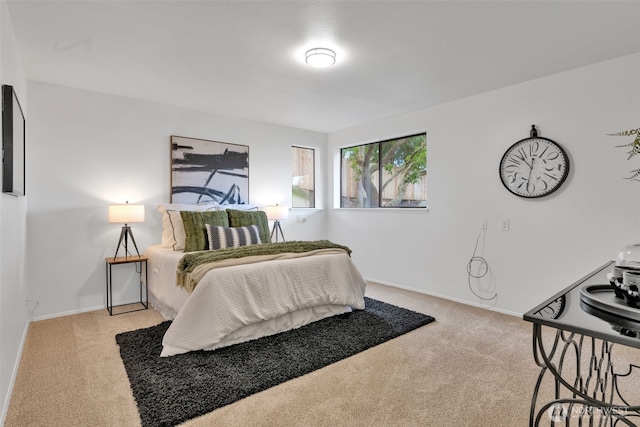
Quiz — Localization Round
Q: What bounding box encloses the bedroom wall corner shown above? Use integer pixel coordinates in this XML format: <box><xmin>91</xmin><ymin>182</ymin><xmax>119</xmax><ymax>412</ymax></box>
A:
<box><xmin>0</xmin><ymin>1</ymin><xmax>28</xmax><ymax>424</ymax></box>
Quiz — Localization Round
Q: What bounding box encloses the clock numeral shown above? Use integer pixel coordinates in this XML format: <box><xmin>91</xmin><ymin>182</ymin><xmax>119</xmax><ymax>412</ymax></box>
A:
<box><xmin>544</xmin><ymin>172</ymin><xmax>558</xmax><ymax>181</ymax></box>
<box><xmin>505</xmin><ymin>172</ymin><xmax>520</xmax><ymax>184</ymax></box>
<box><xmin>526</xmin><ymin>182</ymin><xmax>535</xmax><ymax>194</ymax></box>
<box><xmin>517</xmin><ymin>176</ymin><xmax>528</xmax><ymax>189</ymax></box>
<box><xmin>517</xmin><ymin>147</ymin><xmax>527</xmax><ymax>161</ymax></box>
<box><xmin>546</xmin><ymin>151</ymin><xmax>560</xmax><ymax>161</ymax></box>
<box><xmin>539</xmin><ymin>145</ymin><xmax>549</xmax><ymax>157</ymax></box>
<box><xmin>507</xmin><ymin>155</ymin><xmax>521</xmax><ymax>166</ymax></box>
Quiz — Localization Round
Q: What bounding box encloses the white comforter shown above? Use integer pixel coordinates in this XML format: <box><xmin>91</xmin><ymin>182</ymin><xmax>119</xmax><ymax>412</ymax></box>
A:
<box><xmin>161</xmin><ymin>251</ymin><xmax>367</xmax><ymax>356</ymax></box>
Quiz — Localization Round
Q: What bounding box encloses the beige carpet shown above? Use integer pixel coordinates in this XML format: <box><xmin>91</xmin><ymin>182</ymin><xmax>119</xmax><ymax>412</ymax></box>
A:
<box><xmin>5</xmin><ymin>282</ymin><xmax>638</xmax><ymax>426</ymax></box>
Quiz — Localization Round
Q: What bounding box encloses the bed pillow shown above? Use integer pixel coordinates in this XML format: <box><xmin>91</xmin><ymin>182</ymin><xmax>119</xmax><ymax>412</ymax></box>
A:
<box><xmin>226</xmin><ymin>209</ymin><xmax>271</xmax><ymax>244</ymax></box>
<box><xmin>181</xmin><ymin>210</ymin><xmax>230</xmax><ymax>252</ymax></box>
<box><xmin>165</xmin><ymin>210</ymin><xmax>188</xmax><ymax>250</ymax></box>
<box><xmin>206</xmin><ymin>224</ymin><xmax>262</xmax><ymax>250</ymax></box>
<box><xmin>159</xmin><ymin>202</ymin><xmax>218</xmax><ymax>249</ymax></box>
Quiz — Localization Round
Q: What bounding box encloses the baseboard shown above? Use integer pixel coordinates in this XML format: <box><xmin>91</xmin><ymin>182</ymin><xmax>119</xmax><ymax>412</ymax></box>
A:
<box><xmin>364</xmin><ymin>276</ymin><xmax>522</xmax><ymax>318</ymax></box>
<box><xmin>0</xmin><ymin>321</ymin><xmax>30</xmax><ymax>426</ymax></box>
<box><xmin>31</xmin><ymin>299</ymin><xmax>142</xmax><ymax>322</ymax></box>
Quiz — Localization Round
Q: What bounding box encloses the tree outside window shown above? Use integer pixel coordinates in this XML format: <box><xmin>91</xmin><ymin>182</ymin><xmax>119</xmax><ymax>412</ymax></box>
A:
<box><xmin>341</xmin><ymin>133</ymin><xmax>426</xmax><ymax>208</ymax></box>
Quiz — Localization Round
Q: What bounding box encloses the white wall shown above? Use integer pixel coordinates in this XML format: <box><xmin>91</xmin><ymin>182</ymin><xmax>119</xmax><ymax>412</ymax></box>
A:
<box><xmin>0</xmin><ymin>1</ymin><xmax>28</xmax><ymax>423</ymax></box>
<box><xmin>328</xmin><ymin>53</ymin><xmax>640</xmax><ymax>315</ymax></box>
<box><xmin>25</xmin><ymin>81</ymin><xmax>327</xmax><ymax>319</ymax></box>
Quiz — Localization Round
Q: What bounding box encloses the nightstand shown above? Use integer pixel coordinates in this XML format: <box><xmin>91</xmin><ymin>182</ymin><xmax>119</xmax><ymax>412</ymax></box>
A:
<box><xmin>105</xmin><ymin>255</ymin><xmax>148</xmax><ymax>315</ymax></box>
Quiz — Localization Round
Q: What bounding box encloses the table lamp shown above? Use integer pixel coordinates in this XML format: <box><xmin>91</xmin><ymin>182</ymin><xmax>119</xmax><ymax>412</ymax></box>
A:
<box><xmin>109</xmin><ymin>202</ymin><xmax>145</xmax><ymax>259</ymax></box>
<box><xmin>264</xmin><ymin>205</ymin><xmax>288</xmax><ymax>243</ymax></box>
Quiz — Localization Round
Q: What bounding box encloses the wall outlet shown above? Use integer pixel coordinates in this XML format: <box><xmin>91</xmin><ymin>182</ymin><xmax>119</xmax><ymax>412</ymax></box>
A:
<box><xmin>500</xmin><ymin>218</ymin><xmax>510</xmax><ymax>231</ymax></box>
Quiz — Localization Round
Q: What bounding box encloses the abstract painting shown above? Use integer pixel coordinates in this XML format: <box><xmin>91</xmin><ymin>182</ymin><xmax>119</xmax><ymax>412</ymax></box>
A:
<box><xmin>170</xmin><ymin>135</ymin><xmax>249</xmax><ymax>205</ymax></box>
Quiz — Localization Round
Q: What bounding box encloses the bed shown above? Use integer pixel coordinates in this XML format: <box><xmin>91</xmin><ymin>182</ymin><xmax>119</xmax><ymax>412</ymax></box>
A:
<box><xmin>144</xmin><ymin>203</ymin><xmax>367</xmax><ymax>357</ymax></box>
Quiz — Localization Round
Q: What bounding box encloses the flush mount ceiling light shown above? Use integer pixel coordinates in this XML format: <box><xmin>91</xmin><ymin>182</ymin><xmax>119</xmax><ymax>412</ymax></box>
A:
<box><xmin>305</xmin><ymin>48</ymin><xmax>336</xmax><ymax>68</ymax></box>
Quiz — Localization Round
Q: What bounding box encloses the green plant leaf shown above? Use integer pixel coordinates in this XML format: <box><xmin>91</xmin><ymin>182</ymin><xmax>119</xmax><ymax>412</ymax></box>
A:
<box><xmin>609</xmin><ymin>128</ymin><xmax>640</xmax><ymax>177</ymax></box>
<box><xmin>625</xmin><ymin>168</ymin><xmax>640</xmax><ymax>181</ymax></box>
<box><xmin>607</xmin><ymin>128</ymin><xmax>640</xmax><ymax>137</ymax></box>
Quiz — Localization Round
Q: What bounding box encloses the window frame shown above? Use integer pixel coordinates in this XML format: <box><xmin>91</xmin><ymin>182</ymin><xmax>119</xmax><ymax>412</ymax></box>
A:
<box><xmin>339</xmin><ymin>132</ymin><xmax>427</xmax><ymax>209</ymax></box>
<box><xmin>291</xmin><ymin>145</ymin><xmax>316</xmax><ymax>209</ymax></box>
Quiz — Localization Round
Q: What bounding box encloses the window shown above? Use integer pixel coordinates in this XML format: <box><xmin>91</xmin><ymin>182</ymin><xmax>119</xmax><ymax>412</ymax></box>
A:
<box><xmin>291</xmin><ymin>146</ymin><xmax>315</xmax><ymax>208</ymax></box>
<box><xmin>340</xmin><ymin>133</ymin><xmax>426</xmax><ymax>208</ymax></box>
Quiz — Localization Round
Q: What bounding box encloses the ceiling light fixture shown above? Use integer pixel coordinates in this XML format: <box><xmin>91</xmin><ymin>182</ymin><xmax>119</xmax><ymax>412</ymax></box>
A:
<box><xmin>305</xmin><ymin>48</ymin><xmax>336</xmax><ymax>68</ymax></box>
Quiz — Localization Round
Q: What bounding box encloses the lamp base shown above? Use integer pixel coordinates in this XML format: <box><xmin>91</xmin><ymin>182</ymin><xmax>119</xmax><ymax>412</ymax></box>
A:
<box><xmin>114</xmin><ymin>225</ymin><xmax>140</xmax><ymax>259</ymax></box>
<box><xmin>270</xmin><ymin>220</ymin><xmax>285</xmax><ymax>243</ymax></box>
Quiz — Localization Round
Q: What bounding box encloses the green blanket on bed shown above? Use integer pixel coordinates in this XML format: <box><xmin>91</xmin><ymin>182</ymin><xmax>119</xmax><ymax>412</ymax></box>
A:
<box><xmin>177</xmin><ymin>240</ymin><xmax>352</xmax><ymax>276</ymax></box>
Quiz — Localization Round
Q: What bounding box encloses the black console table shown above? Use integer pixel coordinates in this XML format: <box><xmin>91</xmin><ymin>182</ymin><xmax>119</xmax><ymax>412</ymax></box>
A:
<box><xmin>523</xmin><ymin>261</ymin><xmax>640</xmax><ymax>426</ymax></box>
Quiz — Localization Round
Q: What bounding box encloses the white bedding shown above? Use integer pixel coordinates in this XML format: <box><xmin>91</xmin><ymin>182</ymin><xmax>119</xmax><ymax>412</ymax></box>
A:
<box><xmin>144</xmin><ymin>245</ymin><xmax>190</xmax><ymax>319</ymax></box>
<box><xmin>143</xmin><ymin>244</ymin><xmax>367</xmax><ymax>357</ymax></box>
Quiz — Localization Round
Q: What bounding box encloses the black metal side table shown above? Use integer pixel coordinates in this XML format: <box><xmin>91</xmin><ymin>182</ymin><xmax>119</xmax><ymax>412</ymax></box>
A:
<box><xmin>524</xmin><ymin>261</ymin><xmax>640</xmax><ymax>426</ymax></box>
<box><xmin>105</xmin><ymin>255</ymin><xmax>148</xmax><ymax>315</ymax></box>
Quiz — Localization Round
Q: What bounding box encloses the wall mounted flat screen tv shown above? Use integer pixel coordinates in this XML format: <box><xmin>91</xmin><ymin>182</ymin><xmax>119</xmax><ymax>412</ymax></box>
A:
<box><xmin>2</xmin><ymin>84</ymin><xmax>25</xmax><ymax>196</ymax></box>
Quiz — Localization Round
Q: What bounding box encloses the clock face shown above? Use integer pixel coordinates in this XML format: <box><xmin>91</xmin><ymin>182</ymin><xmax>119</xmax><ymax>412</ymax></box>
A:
<box><xmin>499</xmin><ymin>137</ymin><xmax>569</xmax><ymax>198</ymax></box>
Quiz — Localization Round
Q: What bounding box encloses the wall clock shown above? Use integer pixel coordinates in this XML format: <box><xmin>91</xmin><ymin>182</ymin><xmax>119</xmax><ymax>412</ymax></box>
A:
<box><xmin>499</xmin><ymin>125</ymin><xmax>569</xmax><ymax>198</ymax></box>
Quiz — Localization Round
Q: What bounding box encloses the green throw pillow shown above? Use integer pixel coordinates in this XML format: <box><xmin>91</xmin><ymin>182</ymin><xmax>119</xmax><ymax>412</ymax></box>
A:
<box><xmin>181</xmin><ymin>210</ymin><xmax>230</xmax><ymax>252</ymax></box>
<box><xmin>226</xmin><ymin>209</ymin><xmax>271</xmax><ymax>244</ymax></box>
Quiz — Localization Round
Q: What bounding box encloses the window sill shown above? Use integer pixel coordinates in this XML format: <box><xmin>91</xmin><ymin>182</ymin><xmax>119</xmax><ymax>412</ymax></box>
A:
<box><xmin>332</xmin><ymin>208</ymin><xmax>429</xmax><ymax>214</ymax></box>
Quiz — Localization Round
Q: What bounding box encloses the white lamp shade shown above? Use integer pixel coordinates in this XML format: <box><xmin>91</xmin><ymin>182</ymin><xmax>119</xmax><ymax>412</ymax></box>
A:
<box><xmin>109</xmin><ymin>203</ymin><xmax>145</xmax><ymax>224</ymax></box>
<box><xmin>305</xmin><ymin>48</ymin><xmax>336</xmax><ymax>68</ymax></box>
<box><xmin>264</xmin><ymin>205</ymin><xmax>289</xmax><ymax>221</ymax></box>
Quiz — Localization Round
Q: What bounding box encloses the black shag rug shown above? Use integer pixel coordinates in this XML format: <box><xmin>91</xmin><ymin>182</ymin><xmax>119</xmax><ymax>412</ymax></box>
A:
<box><xmin>116</xmin><ymin>297</ymin><xmax>435</xmax><ymax>427</ymax></box>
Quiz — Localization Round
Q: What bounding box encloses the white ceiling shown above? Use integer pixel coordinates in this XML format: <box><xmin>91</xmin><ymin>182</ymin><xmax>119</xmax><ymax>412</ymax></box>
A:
<box><xmin>7</xmin><ymin>1</ymin><xmax>640</xmax><ymax>133</ymax></box>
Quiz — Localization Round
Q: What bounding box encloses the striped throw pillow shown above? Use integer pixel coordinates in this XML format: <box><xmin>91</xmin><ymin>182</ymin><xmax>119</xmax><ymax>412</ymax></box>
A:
<box><xmin>206</xmin><ymin>224</ymin><xmax>262</xmax><ymax>250</ymax></box>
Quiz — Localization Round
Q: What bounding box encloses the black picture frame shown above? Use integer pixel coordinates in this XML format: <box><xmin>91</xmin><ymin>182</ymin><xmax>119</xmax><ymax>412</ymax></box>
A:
<box><xmin>170</xmin><ymin>135</ymin><xmax>249</xmax><ymax>204</ymax></box>
<box><xmin>2</xmin><ymin>85</ymin><xmax>26</xmax><ymax>196</ymax></box>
